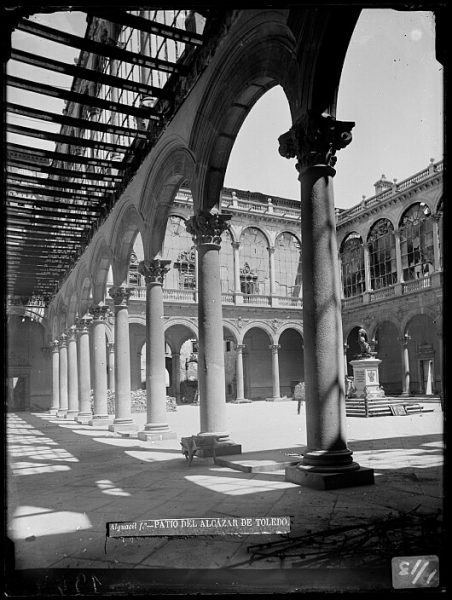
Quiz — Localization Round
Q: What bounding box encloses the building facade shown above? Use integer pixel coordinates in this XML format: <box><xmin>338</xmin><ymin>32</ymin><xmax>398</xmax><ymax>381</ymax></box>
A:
<box><xmin>7</xmin><ymin>158</ymin><xmax>443</xmax><ymax>411</ymax></box>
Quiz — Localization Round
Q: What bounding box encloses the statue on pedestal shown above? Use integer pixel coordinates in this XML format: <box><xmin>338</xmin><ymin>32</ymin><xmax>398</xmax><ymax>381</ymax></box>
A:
<box><xmin>357</xmin><ymin>328</ymin><xmax>376</xmax><ymax>358</ymax></box>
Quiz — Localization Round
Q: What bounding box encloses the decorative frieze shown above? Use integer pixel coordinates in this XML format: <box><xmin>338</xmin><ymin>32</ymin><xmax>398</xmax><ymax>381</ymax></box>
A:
<box><xmin>278</xmin><ymin>111</ymin><xmax>355</xmax><ymax>171</ymax></box>
<box><xmin>138</xmin><ymin>259</ymin><xmax>171</xmax><ymax>286</ymax></box>
<box><xmin>186</xmin><ymin>211</ymin><xmax>231</xmax><ymax>246</ymax></box>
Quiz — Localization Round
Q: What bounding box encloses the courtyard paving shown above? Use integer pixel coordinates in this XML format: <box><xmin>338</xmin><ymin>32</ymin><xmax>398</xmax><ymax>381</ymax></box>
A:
<box><xmin>5</xmin><ymin>400</ymin><xmax>445</xmax><ymax>594</ymax></box>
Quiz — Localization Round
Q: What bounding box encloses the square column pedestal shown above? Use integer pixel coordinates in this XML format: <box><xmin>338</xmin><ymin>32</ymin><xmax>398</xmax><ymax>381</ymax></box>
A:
<box><xmin>349</xmin><ymin>357</ymin><xmax>385</xmax><ymax>399</ymax></box>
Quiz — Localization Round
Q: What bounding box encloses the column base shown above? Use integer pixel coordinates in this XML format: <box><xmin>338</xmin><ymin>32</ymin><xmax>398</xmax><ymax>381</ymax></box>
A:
<box><xmin>57</xmin><ymin>410</ymin><xmax>67</xmax><ymax>418</ymax></box>
<box><xmin>230</xmin><ymin>398</ymin><xmax>252</xmax><ymax>404</ymax></box>
<box><xmin>48</xmin><ymin>409</ymin><xmax>58</xmax><ymax>415</ymax></box>
<box><xmin>137</xmin><ymin>429</ymin><xmax>177</xmax><ymax>441</ymax></box>
<box><xmin>108</xmin><ymin>420</ymin><xmax>138</xmax><ymax>433</ymax></box>
<box><xmin>285</xmin><ymin>463</ymin><xmax>374</xmax><ymax>490</ymax></box>
<box><xmin>88</xmin><ymin>415</ymin><xmax>114</xmax><ymax>426</ymax></box>
<box><xmin>197</xmin><ymin>442</ymin><xmax>242</xmax><ymax>458</ymax></box>
<box><xmin>65</xmin><ymin>410</ymin><xmax>79</xmax><ymax>420</ymax></box>
<box><xmin>76</xmin><ymin>413</ymin><xmax>93</xmax><ymax>424</ymax></box>
<box><xmin>265</xmin><ymin>397</ymin><xmax>284</xmax><ymax>402</ymax></box>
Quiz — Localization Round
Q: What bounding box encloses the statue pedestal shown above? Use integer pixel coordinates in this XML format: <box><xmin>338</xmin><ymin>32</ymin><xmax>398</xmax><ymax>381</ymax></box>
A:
<box><xmin>349</xmin><ymin>357</ymin><xmax>385</xmax><ymax>399</ymax></box>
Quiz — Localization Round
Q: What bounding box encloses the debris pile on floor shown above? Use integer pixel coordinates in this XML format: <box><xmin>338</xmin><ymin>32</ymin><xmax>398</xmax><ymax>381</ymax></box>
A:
<box><xmin>229</xmin><ymin>506</ymin><xmax>443</xmax><ymax>569</ymax></box>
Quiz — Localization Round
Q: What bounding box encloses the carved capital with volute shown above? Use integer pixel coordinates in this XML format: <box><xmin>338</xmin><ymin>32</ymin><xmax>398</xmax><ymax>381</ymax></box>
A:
<box><xmin>278</xmin><ymin>111</ymin><xmax>355</xmax><ymax>171</ymax></box>
<box><xmin>108</xmin><ymin>286</ymin><xmax>134</xmax><ymax>306</ymax></box>
<box><xmin>186</xmin><ymin>211</ymin><xmax>231</xmax><ymax>246</ymax></box>
<box><xmin>138</xmin><ymin>259</ymin><xmax>171</xmax><ymax>286</ymax></box>
<box><xmin>89</xmin><ymin>303</ymin><xmax>110</xmax><ymax>322</ymax></box>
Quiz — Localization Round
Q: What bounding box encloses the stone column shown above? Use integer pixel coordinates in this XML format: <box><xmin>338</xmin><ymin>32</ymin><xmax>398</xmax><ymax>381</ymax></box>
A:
<box><xmin>268</xmin><ymin>344</ymin><xmax>281</xmax><ymax>401</ymax></box>
<box><xmin>88</xmin><ymin>304</ymin><xmax>112</xmax><ymax>425</ymax></box>
<box><xmin>107</xmin><ymin>343</ymin><xmax>115</xmax><ymax>392</ymax></box>
<box><xmin>343</xmin><ymin>342</ymin><xmax>349</xmax><ymax>378</ymax></box>
<box><xmin>432</xmin><ymin>214</ymin><xmax>442</xmax><ymax>271</ymax></box>
<box><xmin>108</xmin><ymin>286</ymin><xmax>137</xmax><ymax>432</ymax></box>
<box><xmin>172</xmin><ymin>352</ymin><xmax>181</xmax><ymax>402</ymax></box>
<box><xmin>185</xmin><ymin>212</ymin><xmax>241</xmax><ymax>455</ymax></box>
<box><xmin>268</xmin><ymin>246</ymin><xmax>276</xmax><ymax>305</ymax></box>
<box><xmin>49</xmin><ymin>340</ymin><xmax>60</xmax><ymax>415</ymax></box>
<box><xmin>137</xmin><ymin>259</ymin><xmax>176</xmax><ymax>441</ymax></box>
<box><xmin>394</xmin><ymin>230</ymin><xmax>404</xmax><ymax>283</ymax></box>
<box><xmin>400</xmin><ymin>334</ymin><xmax>411</xmax><ymax>396</ymax></box>
<box><xmin>76</xmin><ymin>315</ymin><xmax>92</xmax><ymax>424</ymax></box>
<box><xmin>363</xmin><ymin>243</ymin><xmax>372</xmax><ymax>292</ymax></box>
<box><xmin>66</xmin><ymin>325</ymin><xmax>79</xmax><ymax>420</ymax></box>
<box><xmin>235</xmin><ymin>344</ymin><xmax>246</xmax><ymax>402</ymax></box>
<box><xmin>57</xmin><ymin>333</ymin><xmax>68</xmax><ymax>418</ymax></box>
<box><xmin>278</xmin><ymin>111</ymin><xmax>373</xmax><ymax>489</ymax></box>
<box><xmin>232</xmin><ymin>241</ymin><xmax>243</xmax><ymax>304</ymax></box>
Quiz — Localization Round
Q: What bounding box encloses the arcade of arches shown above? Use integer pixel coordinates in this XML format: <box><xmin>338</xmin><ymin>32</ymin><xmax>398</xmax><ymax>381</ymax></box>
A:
<box><xmin>6</xmin><ymin>7</ymin><xmax>444</xmax><ymax>489</ymax></box>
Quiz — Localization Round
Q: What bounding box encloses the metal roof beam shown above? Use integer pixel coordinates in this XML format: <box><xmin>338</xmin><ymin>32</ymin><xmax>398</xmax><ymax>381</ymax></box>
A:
<box><xmin>7</xmin><ymin>103</ymin><xmax>147</xmax><ymax>140</ymax></box>
<box><xmin>7</xmin><ymin>195</ymin><xmax>102</xmax><ymax>214</ymax></box>
<box><xmin>85</xmin><ymin>9</ymin><xmax>204</xmax><ymax>45</ymax></box>
<box><xmin>7</xmin><ymin>75</ymin><xmax>160</xmax><ymax>121</ymax></box>
<box><xmin>10</xmin><ymin>48</ymin><xmax>173</xmax><ymax>100</ymax></box>
<box><xmin>6</xmin><ymin>172</ymin><xmax>111</xmax><ymax>194</ymax></box>
<box><xmin>8</xmin><ymin>158</ymin><xmax>122</xmax><ymax>183</ymax></box>
<box><xmin>16</xmin><ymin>18</ymin><xmax>186</xmax><ymax>75</ymax></box>
<box><xmin>7</xmin><ymin>123</ymin><xmax>130</xmax><ymax>154</ymax></box>
<box><xmin>7</xmin><ymin>182</ymin><xmax>108</xmax><ymax>203</ymax></box>
<box><xmin>7</xmin><ymin>142</ymin><xmax>124</xmax><ymax>171</ymax></box>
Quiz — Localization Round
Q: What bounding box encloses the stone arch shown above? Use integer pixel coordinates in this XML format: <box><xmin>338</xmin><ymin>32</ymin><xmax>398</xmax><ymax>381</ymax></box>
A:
<box><xmin>191</xmin><ymin>8</ymin><xmax>359</xmax><ymax>211</ymax></box>
<box><xmin>89</xmin><ymin>235</ymin><xmax>113</xmax><ymax>304</ymax></box>
<box><xmin>403</xmin><ymin>312</ymin><xmax>441</xmax><ymax>395</ymax></box>
<box><xmin>373</xmin><ymin>319</ymin><xmax>402</xmax><ymax>395</ymax></box>
<box><xmin>278</xmin><ymin>327</ymin><xmax>304</xmax><ymax>396</ymax></box>
<box><xmin>109</xmin><ymin>201</ymin><xmax>147</xmax><ymax>285</ymax></box>
<box><xmin>139</xmin><ymin>138</ymin><xmax>197</xmax><ymax>258</ymax></box>
<box><xmin>242</xmin><ymin>325</ymin><xmax>274</xmax><ymax>400</ymax></box>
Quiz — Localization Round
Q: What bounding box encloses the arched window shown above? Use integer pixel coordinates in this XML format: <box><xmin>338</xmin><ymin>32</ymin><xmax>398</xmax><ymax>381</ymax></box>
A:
<box><xmin>162</xmin><ymin>216</ymin><xmax>195</xmax><ymax>290</ymax></box>
<box><xmin>368</xmin><ymin>219</ymin><xmax>397</xmax><ymax>290</ymax></box>
<box><xmin>239</xmin><ymin>227</ymin><xmax>270</xmax><ymax>296</ymax></box>
<box><xmin>399</xmin><ymin>203</ymin><xmax>434</xmax><ymax>281</ymax></box>
<box><xmin>274</xmin><ymin>232</ymin><xmax>302</xmax><ymax>297</ymax></box>
<box><xmin>219</xmin><ymin>230</ymin><xmax>234</xmax><ymax>293</ymax></box>
<box><xmin>340</xmin><ymin>233</ymin><xmax>365</xmax><ymax>298</ymax></box>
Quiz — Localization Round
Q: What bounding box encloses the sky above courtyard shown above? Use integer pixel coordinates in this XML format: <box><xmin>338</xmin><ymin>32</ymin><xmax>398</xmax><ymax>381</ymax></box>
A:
<box><xmin>8</xmin><ymin>8</ymin><xmax>443</xmax><ymax>211</ymax></box>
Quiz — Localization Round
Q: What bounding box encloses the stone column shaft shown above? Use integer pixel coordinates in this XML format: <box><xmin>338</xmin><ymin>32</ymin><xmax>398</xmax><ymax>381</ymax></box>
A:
<box><xmin>172</xmin><ymin>352</ymin><xmax>181</xmax><ymax>402</ymax></box>
<box><xmin>89</xmin><ymin>304</ymin><xmax>111</xmax><ymax>425</ymax></box>
<box><xmin>432</xmin><ymin>215</ymin><xmax>442</xmax><ymax>271</ymax></box>
<box><xmin>137</xmin><ymin>260</ymin><xmax>176</xmax><ymax>441</ymax></box>
<box><xmin>363</xmin><ymin>243</ymin><xmax>372</xmax><ymax>291</ymax></box>
<box><xmin>108</xmin><ymin>287</ymin><xmax>136</xmax><ymax>432</ymax></box>
<box><xmin>57</xmin><ymin>334</ymin><xmax>68</xmax><ymax>417</ymax></box>
<box><xmin>49</xmin><ymin>341</ymin><xmax>60</xmax><ymax>414</ymax></box>
<box><xmin>107</xmin><ymin>343</ymin><xmax>115</xmax><ymax>392</ymax></box>
<box><xmin>77</xmin><ymin>317</ymin><xmax>92</xmax><ymax>423</ymax></box>
<box><xmin>269</xmin><ymin>344</ymin><xmax>281</xmax><ymax>400</ymax></box>
<box><xmin>401</xmin><ymin>337</ymin><xmax>411</xmax><ymax>396</ymax></box>
<box><xmin>278</xmin><ymin>111</ymin><xmax>373</xmax><ymax>488</ymax></box>
<box><xmin>394</xmin><ymin>230</ymin><xmax>404</xmax><ymax>283</ymax></box>
<box><xmin>66</xmin><ymin>326</ymin><xmax>79</xmax><ymax>420</ymax></box>
<box><xmin>185</xmin><ymin>212</ymin><xmax>241</xmax><ymax>454</ymax></box>
<box><xmin>235</xmin><ymin>344</ymin><xmax>246</xmax><ymax>402</ymax></box>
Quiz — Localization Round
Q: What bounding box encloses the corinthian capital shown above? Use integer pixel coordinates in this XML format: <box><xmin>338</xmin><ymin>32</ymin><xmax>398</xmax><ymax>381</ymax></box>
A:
<box><xmin>138</xmin><ymin>259</ymin><xmax>171</xmax><ymax>286</ymax></box>
<box><xmin>186</xmin><ymin>211</ymin><xmax>231</xmax><ymax>246</ymax></box>
<box><xmin>278</xmin><ymin>111</ymin><xmax>355</xmax><ymax>170</ymax></box>
<box><xmin>108</xmin><ymin>286</ymin><xmax>134</xmax><ymax>306</ymax></box>
<box><xmin>89</xmin><ymin>303</ymin><xmax>110</xmax><ymax>322</ymax></box>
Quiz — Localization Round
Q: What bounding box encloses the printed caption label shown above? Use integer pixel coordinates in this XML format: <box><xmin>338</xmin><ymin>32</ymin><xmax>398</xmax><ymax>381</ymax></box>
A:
<box><xmin>108</xmin><ymin>516</ymin><xmax>291</xmax><ymax>537</ymax></box>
